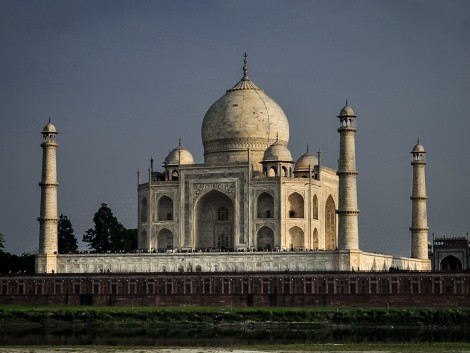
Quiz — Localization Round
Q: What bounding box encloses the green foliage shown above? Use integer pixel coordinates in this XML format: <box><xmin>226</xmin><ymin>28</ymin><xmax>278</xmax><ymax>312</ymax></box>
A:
<box><xmin>0</xmin><ymin>252</ymin><xmax>35</xmax><ymax>274</ymax></box>
<box><xmin>82</xmin><ymin>203</ymin><xmax>129</xmax><ymax>253</ymax></box>
<box><xmin>0</xmin><ymin>233</ymin><xmax>4</xmax><ymax>253</ymax></box>
<box><xmin>58</xmin><ymin>214</ymin><xmax>78</xmax><ymax>254</ymax></box>
<box><xmin>119</xmin><ymin>228</ymin><xmax>137</xmax><ymax>252</ymax></box>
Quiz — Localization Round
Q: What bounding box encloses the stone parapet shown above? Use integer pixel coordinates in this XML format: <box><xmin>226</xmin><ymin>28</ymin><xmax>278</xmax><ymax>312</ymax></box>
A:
<box><xmin>53</xmin><ymin>250</ymin><xmax>430</xmax><ymax>274</ymax></box>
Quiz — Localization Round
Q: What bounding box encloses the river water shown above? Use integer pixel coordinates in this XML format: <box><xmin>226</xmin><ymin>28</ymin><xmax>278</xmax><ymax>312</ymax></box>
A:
<box><xmin>0</xmin><ymin>325</ymin><xmax>468</xmax><ymax>347</ymax></box>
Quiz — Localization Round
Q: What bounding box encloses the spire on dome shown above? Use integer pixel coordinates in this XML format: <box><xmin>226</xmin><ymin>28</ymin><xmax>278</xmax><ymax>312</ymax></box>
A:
<box><xmin>227</xmin><ymin>52</ymin><xmax>263</xmax><ymax>92</ymax></box>
<box><xmin>243</xmin><ymin>52</ymin><xmax>248</xmax><ymax>80</ymax></box>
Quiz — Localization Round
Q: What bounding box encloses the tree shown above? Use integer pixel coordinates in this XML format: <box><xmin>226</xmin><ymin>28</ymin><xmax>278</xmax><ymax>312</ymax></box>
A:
<box><xmin>120</xmin><ymin>228</ymin><xmax>137</xmax><ymax>252</ymax></box>
<box><xmin>83</xmin><ymin>203</ymin><xmax>126</xmax><ymax>253</ymax></box>
<box><xmin>58</xmin><ymin>214</ymin><xmax>78</xmax><ymax>254</ymax></box>
<box><xmin>0</xmin><ymin>233</ymin><xmax>5</xmax><ymax>253</ymax></box>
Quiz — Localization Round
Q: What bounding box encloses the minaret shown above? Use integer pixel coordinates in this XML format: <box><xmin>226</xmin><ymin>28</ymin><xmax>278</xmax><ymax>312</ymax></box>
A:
<box><xmin>410</xmin><ymin>140</ymin><xmax>428</xmax><ymax>259</ymax></box>
<box><xmin>37</xmin><ymin>120</ymin><xmax>59</xmax><ymax>273</ymax></box>
<box><xmin>336</xmin><ymin>101</ymin><xmax>360</xmax><ymax>250</ymax></box>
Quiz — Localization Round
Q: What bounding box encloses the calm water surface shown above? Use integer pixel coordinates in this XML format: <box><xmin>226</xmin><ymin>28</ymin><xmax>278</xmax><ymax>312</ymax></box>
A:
<box><xmin>1</xmin><ymin>325</ymin><xmax>469</xmax><ymax>346</ymax></box>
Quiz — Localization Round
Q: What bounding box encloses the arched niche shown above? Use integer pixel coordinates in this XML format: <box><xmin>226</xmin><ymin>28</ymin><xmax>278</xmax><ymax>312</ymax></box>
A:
<box><xmin>312</xmin><ymin>228</ymin><xmax>318</xmax><ymax>250</ymax></box>
<box><xmin>288</xmin><ymin>192</ymin><xmax>304</xmax><ymax>218</ymax></box>
<box><xmin>325</xmin><ymin>195</ymin><xmax>336</xmax><ymax>250</ymax></box>
<box><xmin>289</xmin><ymin>226</ymin><xmax>304</xmax><ymax>250</ymax></box>
<box><xmin>312</xmin><ymin>195</ymin><xmax>318</xmax><ymax>220</ymax></box>
<box><xmin>157</xmin><ymin>196</ymin><xmax>174</xmax><ymax>221</ymax></box>
<box><xmin>440</xmin><ymin>255</ymin><xmax>463</xmax><ymax>271</ymax></box>
<box><xmin>257</xmin><ymin>226</ymin><xmax>274</xmax><ymax>250</ymax></box>
<box><xmin>195</xmin><ymin>190</ymin><xmax>234</xmax><ymax>250</ymax></box>
<box><xmin>257</xmin><ymin>192</ymin><xmax>274</xmax><ymax>219</ymax></box>
<box><xmin>139</xmin><ymin>229</ymin><xmax>147</xmax><ymax>249</ymax></box>
<box><xmin>156</xmin><ymin>228</ymin><xmax>174</xmax><ymax>251</ymax></box>
<box><xmin>140</xmin><ymin>197</ymin><xmax>148</xmax><ymax>222</ymax></box>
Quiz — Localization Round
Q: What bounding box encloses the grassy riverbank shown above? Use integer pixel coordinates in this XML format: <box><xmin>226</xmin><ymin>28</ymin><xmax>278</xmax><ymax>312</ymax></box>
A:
<box><xmin>2</xmin><ymin>307</ymin><xmax>470</xmax><ymax>352</ymax></box>
<box><xmin>1</xmin><ymin>305</ymin><xmax>469</xmax><ymax>328</ymax></box>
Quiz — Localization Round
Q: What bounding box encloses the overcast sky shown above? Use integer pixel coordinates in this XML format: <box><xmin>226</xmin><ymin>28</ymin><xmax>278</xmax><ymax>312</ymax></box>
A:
<box><xmin>1</xmin><ymin>0</ymin><xmax>469</xmax><ymax>257</ymax></box>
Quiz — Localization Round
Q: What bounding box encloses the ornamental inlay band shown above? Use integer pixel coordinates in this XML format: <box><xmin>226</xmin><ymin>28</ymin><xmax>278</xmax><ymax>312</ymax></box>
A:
<box><xmin>193</xmin><ymin>182</ymin><xmax>236</xmax><ymax>201</ymax></box>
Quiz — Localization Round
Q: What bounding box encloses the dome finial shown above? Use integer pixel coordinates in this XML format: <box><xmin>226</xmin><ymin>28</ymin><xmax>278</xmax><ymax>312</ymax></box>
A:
<box><xmin>178</xmin><ymin>137</ymin><xmax>182</xmax><ymax>147</ymax></box>
<box><xmin>243</xmin><ymin>52</ymin><xmax>248</xmax><ymax>80</ymax></box>
<box><xmin>306</xmin><ymin>144</ymin><xmax>309</xmax><ymax>153</ymax></box>
<box><xmin>345</xmin><ymin>98</ymin><xmax>349</xmax><ymax>106</ymax></box>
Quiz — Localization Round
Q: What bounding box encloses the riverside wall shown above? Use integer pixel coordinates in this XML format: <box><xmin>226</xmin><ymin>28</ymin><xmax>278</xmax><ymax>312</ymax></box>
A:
<box><xmin>1</xmin><ymin>271</ymin><xmax>468</xmax><ymax>307</ymax></box>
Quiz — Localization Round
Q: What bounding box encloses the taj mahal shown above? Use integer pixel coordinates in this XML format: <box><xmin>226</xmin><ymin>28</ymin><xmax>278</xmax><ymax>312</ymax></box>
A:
<box><xmin>36</xmin><ymin>56</ymin><xmax>431</xmax><ymax>274</ymax></box>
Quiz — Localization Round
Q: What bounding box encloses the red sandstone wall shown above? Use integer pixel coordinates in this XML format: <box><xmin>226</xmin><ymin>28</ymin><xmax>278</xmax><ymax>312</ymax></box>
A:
<box><xmin>1</xmin><ymin>271</ymin><xmax>469</xmax><ymax>307</ymax></box>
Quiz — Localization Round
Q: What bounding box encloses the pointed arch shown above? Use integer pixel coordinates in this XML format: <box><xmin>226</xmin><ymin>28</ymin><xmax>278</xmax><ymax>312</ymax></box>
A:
<box><xmin>157</xmin><ymin>196</ymin><xmax>173</xmax><ymax>221</ymax></box>
<box><xmin>257</xmin><ymin>192</ymin><xmax>274</xmax><ymax>218</ymax></box>
<box><xmin>289</xmin><ymin>226</ymin><xmax>304</xmax><ymax>250</ymax></box>
<box><xmin>312</xmin><ymin>228</ymin><xmax>319</xmax><ymax>250</ymax></box>
<box><xmin>288</xmin><ymin>192</ymin><xmax>304</xmax><ymax>218</ymax></box>
<box><xmin>140</xmin><ymin>229</ymin><xmax>147</xmax><ymax>249</ymax></box>
<box><xmin>282</xmin><ymin>166</ymin><xmax>288</xmax><ymax>177</ymax></box>
<box><xmin>440</xmin><ymin>255</ymin><xmax>463</xmax><ymax>271</ymax></box>
<box><xmin>157</xmin><ymin>228</ymin><xmax>174</xmax><ymax>250</ymax></box>
<box><xmin>325</xmin><ymin>195</ymin><xmax>336</xmax><ymax>250</ymax></box>
<box><xmin>269</xmin><ymin>166</ymin><xmax>277</xmax><ymax>177</ymax></box>
<box><xmin>312</xmin><ymin>195</ymin><xmax>318</xmax><ymax>220</ymax></box>
<box><xmin>140</xmin><ymin>197</ymin><xmax>148</xmax><ymax>222</ymax></box>
<box><xmin>195</xmin><ymin>190</ymin><xmax>234</xmax><ymax>250</ymax></box>
<box><xmin>257</xmin><ymin>226</ymin><xmax>274</xmax><ymax>250</ymax></box>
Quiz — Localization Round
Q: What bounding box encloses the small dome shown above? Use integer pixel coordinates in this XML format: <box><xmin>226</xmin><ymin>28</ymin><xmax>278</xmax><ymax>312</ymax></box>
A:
<box><xmin>42</xmin><ymin>121</ymin><xmax>57</xmax><ymax>133</ymax></box>
<box><xmin>338</xmin><ymin>101</ymin><xmax>356</xmax><ymax>117</ymax></box>
<box><xmin>262</xmin><ymin>140</ymin><xmax>292</xmax><ymax>162</ymax></box>
<box><xmin>294</xmin><ymin>150</ymin><xmax>318</xmax><ymax>171</ymax></box>
<box><xmin>412</xmin><ymin>142</ymin><xmax>425</xmax><ymax>153</ymax></box>
<box><xmin>164</xmin><ymin>144</ymin><xmax>194</xmax><ymax>166</ymax></box>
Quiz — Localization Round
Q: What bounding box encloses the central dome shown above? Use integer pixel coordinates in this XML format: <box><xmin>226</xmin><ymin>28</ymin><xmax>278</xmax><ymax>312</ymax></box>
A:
<box><xmin>201</xmin><ymin>58</ymin><xmax>289</xmax><ymax>166</ymax></box>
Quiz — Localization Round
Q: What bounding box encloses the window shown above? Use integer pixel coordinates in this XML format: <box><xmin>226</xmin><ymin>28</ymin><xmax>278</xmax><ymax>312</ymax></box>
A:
<box><xmin>218</xmin><ymin>206</ymin><xmax>229</xmax><ymax>221</ymax></box>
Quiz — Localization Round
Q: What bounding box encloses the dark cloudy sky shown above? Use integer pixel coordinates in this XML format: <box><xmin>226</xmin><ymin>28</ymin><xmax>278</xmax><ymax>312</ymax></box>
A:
<box><xmin>1</xmin><ymin>0</ymin><xmax>469</xmax><ymax>257</ymax></box>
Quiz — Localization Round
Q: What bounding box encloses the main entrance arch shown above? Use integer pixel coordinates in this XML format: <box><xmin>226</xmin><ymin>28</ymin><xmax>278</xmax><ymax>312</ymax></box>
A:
<box><xmin>195</xmin><ymin>190</ymin><xmax>234</xmax><ymax>250</ymax></box>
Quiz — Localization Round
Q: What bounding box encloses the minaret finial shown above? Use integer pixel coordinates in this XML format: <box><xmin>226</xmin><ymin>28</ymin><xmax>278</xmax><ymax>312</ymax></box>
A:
<box><xmin>417</xmin><ymin>138</ymin><xmax>420</xmax><ymax>144</ymax></box>
<box><xmin>306</xmin><ymin>144</ymin><xmax>309</xmax><ymax>153</ymax></box>
<box><xmin>276</xmin><ymin>132</ymin><xmax>279</xmax><ymax>141</ymax></box>
<box><xmin>179</xmin><ymin>137</ymin><xmax>182</xmax><ymax>147</ymax></box>
<box><xmin>345</xmin><ymin>98</ymin><xmax>348</xmax><ymax>106</ymax></box>
<box><xmin>48</xmin><ymin>117</ymin><xmax>51</xmax><ymax>123</ymax></box>
<box><xmin>243</xmin><ymin>52</ymin><xmax>248</xmax><ymax>79</ymax></box>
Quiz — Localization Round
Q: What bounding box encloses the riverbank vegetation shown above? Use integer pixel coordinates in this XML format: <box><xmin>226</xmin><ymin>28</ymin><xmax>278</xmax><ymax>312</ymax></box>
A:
<box><xmin>1</xmin><ymin>305</ymin><xmax>469</xmax><ymax>328</ymax></box>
